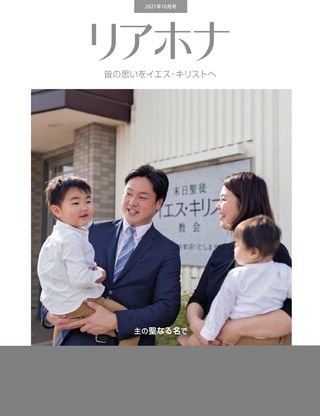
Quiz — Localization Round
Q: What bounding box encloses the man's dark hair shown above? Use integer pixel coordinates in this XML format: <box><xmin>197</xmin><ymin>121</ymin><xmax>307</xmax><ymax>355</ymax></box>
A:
<box><xmin>234</xmin><ymin>215</ymin><xmax>281</xmax><ymax>257</ymax></box>
<box><xmin>45</xmin><ymin>175</ymin><xmax>91</xmax><ymax>207</ymax></box>
<box><xmin>124</xmin><ymin>164</ymin><xmax>169</xmax><ymax>202</ymax></box>
<box><xmin>223</xmin><ymin>172</ymin><xmax>274</xmax><ymax>230</ymax></box>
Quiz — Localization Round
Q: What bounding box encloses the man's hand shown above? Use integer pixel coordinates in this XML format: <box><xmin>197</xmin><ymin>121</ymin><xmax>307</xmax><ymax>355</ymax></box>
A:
<box><xmin>45</xmin><ymin>312</ymin><xmax>82</xmax><ymax>329</ymax></box>
<box><xmin>60</xmin><ymin>302</ymin><xmax>118</xmax><ymax>336</ymax></box>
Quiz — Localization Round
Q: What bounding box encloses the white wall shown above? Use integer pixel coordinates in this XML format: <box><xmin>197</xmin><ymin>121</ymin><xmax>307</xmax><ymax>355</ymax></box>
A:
<box><xmin>115</xmin><ymin>89</ymin><xmax>291</xmax><ymax>291</ymax></box>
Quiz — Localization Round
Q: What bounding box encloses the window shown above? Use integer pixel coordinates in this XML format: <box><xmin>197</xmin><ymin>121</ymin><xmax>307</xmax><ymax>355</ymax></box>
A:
<box><xmin>42</xmin><ymin>152</ymin><xmax>73</xmax><ymax>239</ymax></box>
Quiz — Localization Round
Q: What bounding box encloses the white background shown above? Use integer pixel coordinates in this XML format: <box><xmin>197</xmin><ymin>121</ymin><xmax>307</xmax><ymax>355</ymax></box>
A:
<box><xmin>1</xmin><ymin>0</ymin><xmax>318</xmax><ymax>345</ymax></box>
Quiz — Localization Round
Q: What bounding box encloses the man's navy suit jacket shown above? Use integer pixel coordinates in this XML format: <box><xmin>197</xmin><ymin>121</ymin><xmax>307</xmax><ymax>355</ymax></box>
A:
<box><xmin>41</xmin><ymin>219</ymin><xmax>181</xmax><ymax>345</ymax></box>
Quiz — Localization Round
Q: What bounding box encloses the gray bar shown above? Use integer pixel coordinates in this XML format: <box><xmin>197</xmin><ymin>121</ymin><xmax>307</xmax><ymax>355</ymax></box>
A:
<box><xmin>134</xmin><ymin>0</ymin><xmax>187</xmax><ymax>13</ymax></box>
<box><xmin>1</xmin><ymin>347</ymin><xmax>320</xmax><ymax>416</ymax></box>
<box><xmin>92</xmin><ymin>24</ymin><xmax>96</xmax><ymax>45</ymax></box>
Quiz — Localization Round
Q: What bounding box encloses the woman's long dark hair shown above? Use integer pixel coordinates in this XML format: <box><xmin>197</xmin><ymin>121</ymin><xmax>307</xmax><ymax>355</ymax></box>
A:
<box><xmin>223</xmin><ymin>172</ymin><xmax>274</xmax><ymax>230</ymax></box>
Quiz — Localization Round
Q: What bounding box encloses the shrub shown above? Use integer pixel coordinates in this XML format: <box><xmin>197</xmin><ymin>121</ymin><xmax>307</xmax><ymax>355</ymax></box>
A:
<box><xmin>156</xmin><ymin>292</ymin><xmax>191</xmax><ymax>346</ymax></box>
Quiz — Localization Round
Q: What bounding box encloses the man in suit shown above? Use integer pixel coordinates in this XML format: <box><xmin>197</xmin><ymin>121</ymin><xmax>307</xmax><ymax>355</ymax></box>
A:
<box><xmin>42</xmin><ymin>164</ymin><xmax>181</xmax><ymax>345</ymax></box>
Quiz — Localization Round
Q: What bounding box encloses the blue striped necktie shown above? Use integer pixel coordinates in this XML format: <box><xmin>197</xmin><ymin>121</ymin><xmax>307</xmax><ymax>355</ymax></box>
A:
<box><xmin>113</xmin><ymin>226</ymin><xmax>135</xmax><ymax>282</ymax></box>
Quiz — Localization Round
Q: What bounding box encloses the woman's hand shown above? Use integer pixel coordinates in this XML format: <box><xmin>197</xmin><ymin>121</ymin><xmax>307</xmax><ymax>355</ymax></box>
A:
<box><xmin>215</xmin><ymin>319</ymin><xmax>242</xmax><ymax>345</ymax></box>
<box><xmin>189</xmin><ymin>317</ymin><xmax>210</xmax><ymax>345</ymax></box>
<box><xmin>216</xmin><ymin>310</ymin><xmax>292</xmax><ymax>345</ymax></box>
<box><xmin>185</xmin><ymin>303</ymin><xmax>207</xmax><ymax>345</ymax></box>
<box><xmin>178</xmin><ymin>302</ymin><xmax>222</xmax><ymax>346</ymax></box>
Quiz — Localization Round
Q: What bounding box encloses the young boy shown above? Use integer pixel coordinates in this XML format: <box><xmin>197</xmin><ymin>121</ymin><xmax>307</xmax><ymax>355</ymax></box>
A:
<box><xmin>184</xmin><ymin>215</ymin><xmax>292</xmax><ymax>346</ymax></box>
<box><xmin>37</xmin><ymin>175</ymin><xmax>139</xmax><ymax>345</ymax></box>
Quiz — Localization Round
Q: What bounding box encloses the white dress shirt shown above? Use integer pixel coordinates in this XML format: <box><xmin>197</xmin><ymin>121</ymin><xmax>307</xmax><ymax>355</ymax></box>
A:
<box><xmin>37</xmin><ymin>220</ymin><xmax>104</xmax><ymax>314</ymax></box>
<box><xmin>200</xmin><ymin>261</ymin><xmax>292</xmax><ymax>341</ymax></box>
<box><xmin>115</xmin><ymin>218</ymin><xmax>152</xmax><ymax>262</ymax></box>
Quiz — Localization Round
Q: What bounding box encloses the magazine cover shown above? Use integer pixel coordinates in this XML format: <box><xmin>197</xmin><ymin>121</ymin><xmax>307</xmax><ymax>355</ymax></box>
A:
<box><xmin>2</xmin><ymin>0</ymin><xmax>317</xmax><ymax>346</ymax></box>
<box><xmin>1</xmin><ymin>0</ymin><xmax>320</xmax><ymax>413</ymax></box>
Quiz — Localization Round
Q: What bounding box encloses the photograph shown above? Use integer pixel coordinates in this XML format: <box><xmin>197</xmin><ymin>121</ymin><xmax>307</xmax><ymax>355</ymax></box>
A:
<box><xmin>31</xmin><ymin>89</ymin><xmax>291</xmax><ymax>346</ymax></box>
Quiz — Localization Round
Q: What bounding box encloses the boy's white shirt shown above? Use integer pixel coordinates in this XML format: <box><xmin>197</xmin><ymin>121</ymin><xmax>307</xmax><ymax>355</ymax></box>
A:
<box><xmin>37</xmin><ymin>220</ymin><xmax>104</xmax><ymax>315</ymax></box>
<box><xmin>200</xmin><ymin>261</ymin><xmax>292</xmax><ymax>341</ymax></box>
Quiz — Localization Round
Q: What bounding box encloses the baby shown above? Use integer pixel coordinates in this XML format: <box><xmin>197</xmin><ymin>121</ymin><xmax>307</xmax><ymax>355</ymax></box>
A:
<box><xmin>184</xmin><ymin>215</ymin><xmax>291</xmax><ymax>346</ymax></box>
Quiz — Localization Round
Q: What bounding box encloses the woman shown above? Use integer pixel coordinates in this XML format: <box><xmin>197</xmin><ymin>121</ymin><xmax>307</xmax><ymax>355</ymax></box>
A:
<box><xmin>178</xmin><ymin>172</ymin><xmax>292</xmax><ymax>346</ymax></box>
